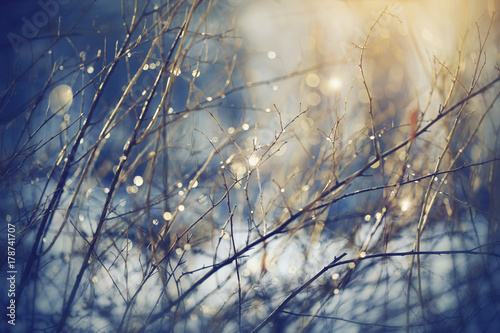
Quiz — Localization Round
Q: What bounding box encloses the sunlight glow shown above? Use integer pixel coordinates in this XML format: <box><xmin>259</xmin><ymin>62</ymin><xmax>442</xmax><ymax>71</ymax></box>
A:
<box><xmin>329</xmin><ymin>77</ymin><xmax>342</xmax><ymax>90</ymax></box>
<box><xmin>401</xmin><ymin>199</ymin><xmax>411</xmax><ymax>212</ymax></box>
<box><xmin>421</xmin><ymin>28</ymin><xmax>433</xmax><ymax>41</ymax></box>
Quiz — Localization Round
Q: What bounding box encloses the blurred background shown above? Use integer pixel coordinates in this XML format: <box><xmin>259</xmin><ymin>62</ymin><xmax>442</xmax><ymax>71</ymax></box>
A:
<box><xmin>1</xmin><ymin>0</ymin><xmax>500</xmax><ymax>332</ymax></box>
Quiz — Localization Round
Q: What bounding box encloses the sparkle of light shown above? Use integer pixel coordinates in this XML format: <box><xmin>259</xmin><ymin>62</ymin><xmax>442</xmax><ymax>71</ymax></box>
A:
<box><xmin>133</xmin><ymin>175</ymin><xmax>144</xmax><ymax>186</ymax></box>
<box><xmin>49</xmin><ymin>85</ymin><xmax>73</xmax><ymax>114</ymax></box>
<box><xmin>329</xmin><ymin>77</ymin><xmax>342</xmax><ymax>90</ymax></box>
<box><xmin>249</xmin><ymin>154</ymin><xmax>259</xmax><ymax>167</ymax></box>
<box><xmin>306</xmin><ymin>73</ymin><xmax>320</xmax><ymax>87</ymax></box>
<box><xmin>307</xmin><ymin>92</ymin><xmax>321</xmax><ymax>106</ymax></box>
<box><xmin>401</xmin><ymin>199</ymin><xmax>411</xmax><ymax>212</ymax></box>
